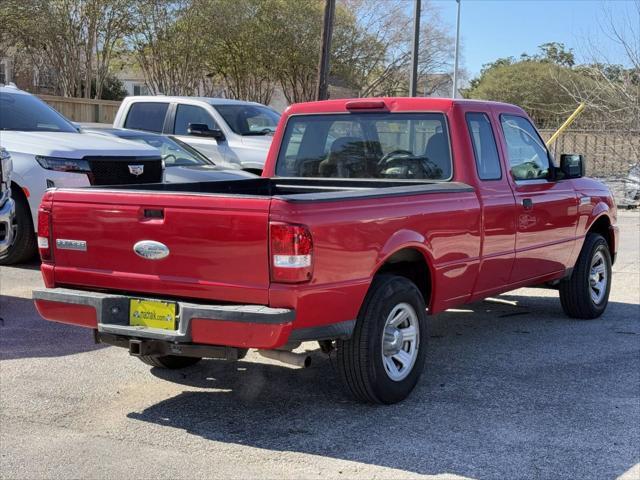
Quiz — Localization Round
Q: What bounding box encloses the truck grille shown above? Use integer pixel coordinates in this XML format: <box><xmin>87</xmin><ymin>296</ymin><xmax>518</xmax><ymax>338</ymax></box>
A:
<box><xmin>85</xmin><ymin>157</ymin><xmax>163</xmax><ymax>186</ymax></box>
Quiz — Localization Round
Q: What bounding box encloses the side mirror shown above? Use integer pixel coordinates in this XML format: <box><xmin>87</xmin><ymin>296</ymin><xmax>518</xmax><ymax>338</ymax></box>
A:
<box><xmin>187</xmin><ymin>123</ymin><xmax>225</xmax><ymax>141</ymax></box>
<box><xmin>559</xmin><ymin>154</ymin><xmax>585</xmax><ymax>179</ymax></box>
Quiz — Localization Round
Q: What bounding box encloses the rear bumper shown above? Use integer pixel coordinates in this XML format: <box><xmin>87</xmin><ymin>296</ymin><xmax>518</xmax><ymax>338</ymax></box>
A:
<box><xmin>33</xmin><ymin>287</ymin><xmax>295</xmax><ymax>349</ymax></box>
<box><xmin>0</xmin><ymin>198</ymin><xmax>15</xmax><ymax>257</ymax></box>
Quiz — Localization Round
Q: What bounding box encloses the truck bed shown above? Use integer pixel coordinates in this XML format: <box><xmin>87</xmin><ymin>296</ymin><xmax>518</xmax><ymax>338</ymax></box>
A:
<box><xmin>91</xmin><ymin>177</ymin><xmax>473</xmax><ymax>202</ymax></box>
<box><xmin>42</xmin><ymin>177</ymin><xmax>474</xmax><ymax>308</ymax></box>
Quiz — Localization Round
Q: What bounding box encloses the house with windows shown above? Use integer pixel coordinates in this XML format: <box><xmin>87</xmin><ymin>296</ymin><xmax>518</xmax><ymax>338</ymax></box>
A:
<box><xmin>111</xmin><ymin>59</ymin><xmax>149</xmax><ymax>96</ymax></box>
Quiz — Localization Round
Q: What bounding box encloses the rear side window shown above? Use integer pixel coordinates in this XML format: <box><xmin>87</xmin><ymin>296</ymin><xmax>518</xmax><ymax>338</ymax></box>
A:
<box><xmin>466</xmin><ymin>112</ymin><xmax>501</xmax><ymax>180</ymax></box>
<box><xmin>276</xmin><ymin>113</ymin><xmax>451</xmax><ymax>180</ymax></box>
<box><xmin>174</xmin><ymin>104</ymin><xmax>217</xmax><ymax>135</ymax></box>
<box><xmin>123</xmin><ymin>102</ymin><xmax>169</xmax><ymax>133</ymax></box>
<box><xmin>500</xmin><ymin>115</ymin><xmax>550</xmax><ymax>181</ymax></box>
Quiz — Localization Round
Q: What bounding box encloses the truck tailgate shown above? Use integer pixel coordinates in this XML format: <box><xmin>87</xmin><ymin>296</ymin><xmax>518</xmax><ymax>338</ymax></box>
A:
<box><xmin>48</xmin><ymin>189</ymin><xmax>271</xmax><ymax>304</ymax></box>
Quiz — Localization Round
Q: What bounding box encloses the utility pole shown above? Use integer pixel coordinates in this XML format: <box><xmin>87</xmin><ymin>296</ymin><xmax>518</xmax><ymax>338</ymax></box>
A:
<box><xmin>316</xmin><ymin>0</ymin><xmax>336</xmax><ymax>101</ymax></box>
<box><xmin>409</xmin><ymin>0</ymin><xmax>421</xmax><ymax>97</ymax></box>
<box><xmin>452</xmin><ymin>0</ymin><xmax>461</xmax><ymax>98</ymax></box>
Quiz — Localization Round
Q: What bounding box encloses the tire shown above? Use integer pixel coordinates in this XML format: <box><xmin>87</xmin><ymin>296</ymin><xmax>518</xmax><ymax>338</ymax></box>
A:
<box><xmin>337</xmin><ymin>275</ymin><xmax>428</xmax><ymax>404</ymax></box>
<box><xmin>138</xmin><ymin>355</ymin><xmax>202</xmax><ymax>369</ymax></box>
<box><xmin>0</xmin><ymin>191</ymin><xmax>37</xmax><ymax>265</ymax></box>
<box><xmin>559</xmin><ymin>233</ymin><xmax>612</xmax><ymax>319</ymax></box>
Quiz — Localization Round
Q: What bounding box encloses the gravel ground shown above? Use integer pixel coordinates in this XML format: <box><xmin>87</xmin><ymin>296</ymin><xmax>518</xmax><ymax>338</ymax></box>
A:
<box><xmin>0</xmin><ymin>212</ymin><xmax>638</xmax><ymax>480</ymax></box>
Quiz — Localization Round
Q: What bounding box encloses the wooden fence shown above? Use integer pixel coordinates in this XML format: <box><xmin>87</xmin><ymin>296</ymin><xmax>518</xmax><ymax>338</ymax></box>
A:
<box><xmin>38</xmin><ymin>95</ymin><xmax>121</xmax><ymax>124</ymax></box>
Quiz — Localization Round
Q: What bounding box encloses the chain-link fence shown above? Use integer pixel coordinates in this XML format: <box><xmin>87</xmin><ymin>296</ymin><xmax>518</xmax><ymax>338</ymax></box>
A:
<box><xmin>539</xmin><ymin>129</ymin><xmax>640</xmax><ymax>206</ymax></box>
<box><xmin>539</xmin><ymin>129</ymin><xmax>640</xmax><ymax>176</ymax></box>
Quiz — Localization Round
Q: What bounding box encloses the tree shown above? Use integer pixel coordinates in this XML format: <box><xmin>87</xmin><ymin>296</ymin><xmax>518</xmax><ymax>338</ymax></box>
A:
<box><xmin>462</xmin><ymin>43</ymin><xmax>588</xmax><ymax>127</ymax></box>
<box><xmin>335</xmin><ymin>0</ymin><xmax>458</xmax><ymax>97</ymax></box>
<box><xmin>0</xmin><ymin>0</ymin><xmax>132</xmax><ymax>98</ymax></box>
<box><xmin>557</xmin><ymin>2</ymin><xmax>639</xmax><ymax>130</ymax></box>
<box><xmin>554</xmin><ymin>0</ymin><xmax>639</xmax><ymax>160</ymax></box>
<box><xmin>129</xmin><ymin>1</ymin><xmax>206</xmax><ymax>96</ymax></box>
<box><xmin>95</xmin><ymin>74</ymin><xmax>128</xmax><ymax>100</ymax></box>
<box><xmin>192</xmin><ymin>0</ymin><xmax>276</xmax><ymax>104</ymax></box>
<box><xmin>261</xmin><ymin>0</ymin><xmax>326</xmax><ymax>103</ymax></box>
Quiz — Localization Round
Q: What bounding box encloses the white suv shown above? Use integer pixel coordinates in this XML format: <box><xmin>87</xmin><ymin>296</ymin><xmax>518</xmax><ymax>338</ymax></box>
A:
<box><xmin>0</xmin><ymin>86</ymin><xmax>162</xmax><ymax>264</ymax></box>
<box><xmin>113</xmin><ymin>96</ymin><xmax>281</xmax><ymax>174</ymax></box>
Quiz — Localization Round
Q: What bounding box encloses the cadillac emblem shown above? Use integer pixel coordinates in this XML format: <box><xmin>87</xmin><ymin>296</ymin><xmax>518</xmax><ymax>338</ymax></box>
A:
<box><xmin>128</xmin><ymin>164</ymin><xmax>144</xmax><ymax>176</ymax></box>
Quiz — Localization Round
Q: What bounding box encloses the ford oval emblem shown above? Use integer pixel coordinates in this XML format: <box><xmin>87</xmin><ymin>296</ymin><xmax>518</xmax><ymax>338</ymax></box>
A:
<box><xmin>133</xmin><ymin>240</ymin><xmax>170</xmax><ymax>260</ymax></box>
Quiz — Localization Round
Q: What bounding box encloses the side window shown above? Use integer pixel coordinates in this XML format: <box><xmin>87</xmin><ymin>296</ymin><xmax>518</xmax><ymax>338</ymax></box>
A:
<box><xmin>123</xmin><ymin>102</ymin><xmax>168</xmax><ymax>133</ymax></box>
<box><xmin>466</xmin><ymin>112</ymin><xmax>501</xmax><ymax>180</ymax></box>
<box><xmin>500</xmin><ymin>115</ymin><xmax>550</xmax><ymax>181</ymax></box>
<box><xmin>174</xmin><ymin>104</ymin><xmax>216</xmax><ymax>135</ymax></box>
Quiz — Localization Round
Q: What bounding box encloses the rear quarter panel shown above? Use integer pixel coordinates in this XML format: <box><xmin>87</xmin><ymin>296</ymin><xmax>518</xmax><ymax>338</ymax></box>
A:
<box><xmin>269</xmin><ymin>190</ymin><xmax>481</xmax><ymax>329</ymax></box>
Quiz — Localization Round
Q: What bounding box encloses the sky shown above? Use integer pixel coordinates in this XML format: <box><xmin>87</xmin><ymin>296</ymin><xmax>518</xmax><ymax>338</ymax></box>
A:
<box><xmin>432</xmin><ymin>0</ymin><xmax>636</xmax><ymax>78</ymax></box>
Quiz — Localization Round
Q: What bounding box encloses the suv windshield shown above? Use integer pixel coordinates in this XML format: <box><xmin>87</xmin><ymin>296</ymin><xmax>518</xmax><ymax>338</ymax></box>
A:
<box><xmin>122</xmin><ymin>134</ymin><xmax>212</xmax><ymax>166</ymax></box>
<box><xmin>213</xmin><ymin>104</ymin><xmax>280</xmax><ymax>136</ymax></box>
<box><xmin>0</xmin><ymin>91</ymin><xmax>77</xmax><ymax>132</ymax></box>
<box><xmin>276</xmin><ymin>113</ymin><xmax>452</xmax><ymax>180</ymax></box>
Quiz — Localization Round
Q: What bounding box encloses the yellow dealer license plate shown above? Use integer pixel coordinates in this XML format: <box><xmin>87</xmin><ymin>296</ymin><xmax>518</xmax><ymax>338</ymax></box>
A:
<box><xmin>129</xmin><ymin>299</ymin><xmax>177</xmax><ymax>330</ymax></box>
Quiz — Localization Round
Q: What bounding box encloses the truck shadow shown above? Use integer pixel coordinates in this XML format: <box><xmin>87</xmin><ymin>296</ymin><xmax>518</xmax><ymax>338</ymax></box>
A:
<box><xmin>1</xmin><ymin>258</ymin><xmax>41</xmax><ymax>271</ymax></box>
<box><xmin>128</xmin><ymin>292</ymin><xmax>639</xmax><ymax>479</ymax></box>
<box><xmin>0</xmin><ymin>295</ymin><xmax>105</xmax><ymax>360</ymax></box>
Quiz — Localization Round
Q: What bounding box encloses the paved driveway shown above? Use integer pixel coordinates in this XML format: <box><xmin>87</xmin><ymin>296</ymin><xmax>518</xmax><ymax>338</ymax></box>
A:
<box><xmin>1</xmin><ymin>212</ymin><xmax>638</xmax><ymax>480</ymax></box>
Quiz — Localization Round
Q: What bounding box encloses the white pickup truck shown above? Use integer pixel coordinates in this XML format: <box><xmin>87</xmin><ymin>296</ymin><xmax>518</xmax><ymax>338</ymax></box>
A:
<box><xmin>112</xmin><ymin>96</ymin><xmax>280</xmax><ymax>174</ymax></box>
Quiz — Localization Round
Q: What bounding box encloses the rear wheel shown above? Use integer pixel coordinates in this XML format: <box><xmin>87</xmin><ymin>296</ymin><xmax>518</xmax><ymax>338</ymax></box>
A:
<box><xmin>559</xmin><ymin>233</ymin><xmax>612</xmax><ymax>319</ymax></box>
<box><xmin>337</xmin><ymin>275</ymin><xmax>427</xmax><ymax>404</ymax></box>
<box><xmin>138</xmin><ymin>355</ymin><xmax>202</xmax><ymax>369</ymax></box>
<box><xmin>0</xmin><ymin>190</ymin><xmax>36</xmax><ymax>265</ymax></box>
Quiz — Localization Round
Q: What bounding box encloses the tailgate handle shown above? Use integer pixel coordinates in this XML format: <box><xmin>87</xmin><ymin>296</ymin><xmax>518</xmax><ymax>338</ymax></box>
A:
<box><xmin>143</xmin><ymin>208</ymin><xmax>164</xmax><ymax>219</ymax></box>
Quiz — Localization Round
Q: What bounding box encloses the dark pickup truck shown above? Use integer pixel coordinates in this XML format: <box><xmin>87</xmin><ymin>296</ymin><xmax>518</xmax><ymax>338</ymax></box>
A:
<box><xmin>34</xmin><ymin>98</ymin><xmax>617</xmax><ymax>404</ymax></box>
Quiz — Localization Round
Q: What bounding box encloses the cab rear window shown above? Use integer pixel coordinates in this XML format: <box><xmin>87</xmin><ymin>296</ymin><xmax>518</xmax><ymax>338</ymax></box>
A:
<box><xmin>275</xmin><ymin>113</ymin><xmax>452</xmax><ymax>180</ymax></box>
<box><xmin>124</xmin><ymin>102</ymin><xmax>169</xmax><ymax>133</ymax></box>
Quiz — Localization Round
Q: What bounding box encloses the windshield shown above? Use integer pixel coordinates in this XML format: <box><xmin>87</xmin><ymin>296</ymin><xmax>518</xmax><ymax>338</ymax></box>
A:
<box><xmin>276</xmin><ymin>113</ymin><xmax>452</xmax><ymax>180</ymax></box>
<box><xmin>123</xmin><ymin>134</ymin><xmax>212</xmax><ymax>166</ymax></box>
<box><xmin>213</xmin><ymin>104</ymin><xmax>280</xmax><ymax>136</ymax></box>
<box><xmin>0</xmin><ymin>91</ymin><xmax>77</xmax><ymax>132</ymax></box>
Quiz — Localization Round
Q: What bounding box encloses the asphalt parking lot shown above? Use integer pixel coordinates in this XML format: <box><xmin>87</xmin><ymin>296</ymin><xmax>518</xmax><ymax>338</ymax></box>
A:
<box><xmin>1</xmin><ymin>212</ymin><xmax>638</xmax><ymax>480</ymax></box>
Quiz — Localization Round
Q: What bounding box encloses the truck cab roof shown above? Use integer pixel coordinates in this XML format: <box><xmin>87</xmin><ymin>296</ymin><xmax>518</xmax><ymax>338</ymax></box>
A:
<box><xmin>120</xmin><ymin>95</ymin><xmax>268</xmax><ymax>108</ymax></box>
<box><xmin>284</xmin><ymin>97</ymin><xmax>527</xmax><ymax>116</ymax></box>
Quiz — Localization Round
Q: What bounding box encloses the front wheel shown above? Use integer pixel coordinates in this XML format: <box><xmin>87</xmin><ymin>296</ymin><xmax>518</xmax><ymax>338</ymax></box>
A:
<box><xmin>559</xmin><ymin>233</ymin><xmax>612</xmax><ymax>319</ymax></box>
<box><xmin>0</xmin><ymin>192</ymin><xmax>37</xmax><ymax>265</ymax></box>
<box><xmin>337</xmin><ymin>275</ymin><xmax>427</xmax><ymax>404</ymax></box>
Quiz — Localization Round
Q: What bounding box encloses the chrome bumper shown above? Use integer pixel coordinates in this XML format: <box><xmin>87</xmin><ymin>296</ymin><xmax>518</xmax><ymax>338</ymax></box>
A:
<box><xmin>0</xmin><ymin>197</ymin><xmax>15</xmax><ymax>257</ymax></box>
<box><xmin>32</xmin><ymin>287</ymin><xmax>295</xmax><ymax>342</ymax></box>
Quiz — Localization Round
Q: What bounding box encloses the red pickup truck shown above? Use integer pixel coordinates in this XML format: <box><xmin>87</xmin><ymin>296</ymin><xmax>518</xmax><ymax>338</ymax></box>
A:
<box><xmin>34</xmin><ymin>98</ymin><xmax>617</xmax><ymax>404</ymax></box>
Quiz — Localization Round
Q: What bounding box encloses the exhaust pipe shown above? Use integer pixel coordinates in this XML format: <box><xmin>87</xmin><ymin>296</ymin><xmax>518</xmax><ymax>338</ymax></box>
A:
<box><xmin>257</xmin><ymin>349</ymin><xmax>311</xmax><ymax>368</ymax></box>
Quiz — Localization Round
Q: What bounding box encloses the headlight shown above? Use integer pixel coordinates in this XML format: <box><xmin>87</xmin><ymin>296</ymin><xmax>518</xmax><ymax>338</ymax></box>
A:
<box><xmin>35</xmin><ymin>156</ymin><xmax>91</xmax><ymax>173</ymax></box>
<box><xmin>0</xmin><ymin>148</ymin><xmax>12</xmax><ymax>183</ymax></box>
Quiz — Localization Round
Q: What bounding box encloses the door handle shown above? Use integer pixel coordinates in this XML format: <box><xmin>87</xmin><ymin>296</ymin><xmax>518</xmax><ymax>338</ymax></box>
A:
<box><xmin>522</xmin><ymin>198</ymin><xmax>533</xmax><ymax>210</ymax></box>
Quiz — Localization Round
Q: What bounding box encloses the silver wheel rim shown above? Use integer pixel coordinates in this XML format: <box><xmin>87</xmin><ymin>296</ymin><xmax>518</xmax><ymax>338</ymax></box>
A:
<box><xmin>381</xmin><ymin>302</ymin><xmax>419</xmax><ymax>382</ymax></box>
<box><xmin>589</xmin><ymin>250</ymin><xmax>608</xmax><ymax>305</ymax></box>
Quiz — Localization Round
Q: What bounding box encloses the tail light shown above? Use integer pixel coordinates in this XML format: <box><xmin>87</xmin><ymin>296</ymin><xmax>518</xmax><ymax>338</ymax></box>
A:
<box><xmin>270</xmin><ymin>222</ymin><xmax>313</xmax><ymax>283</ymax></box>
<box><xmin>37</xmin><ymin>206</ymin><xmax>53</xmax><ymax>262</ymax></box>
